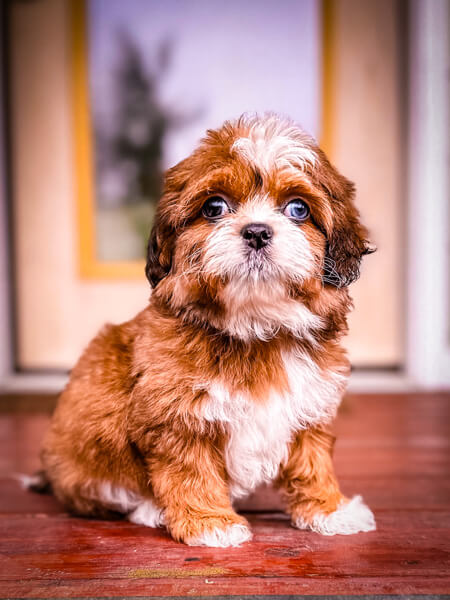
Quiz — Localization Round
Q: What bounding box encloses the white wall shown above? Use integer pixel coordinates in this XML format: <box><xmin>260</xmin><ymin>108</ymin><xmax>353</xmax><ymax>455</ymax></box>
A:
<box><xmin>407</xmin><ymin>0</ymin><xmax>450</xmax><ymax>388</ymax></box>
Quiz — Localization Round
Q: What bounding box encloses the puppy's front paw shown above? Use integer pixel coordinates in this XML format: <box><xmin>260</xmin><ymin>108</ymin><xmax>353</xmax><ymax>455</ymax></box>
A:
<box><xmin>294</xmin><ymin>495</ymin><xmax>376</xmax><ymax>536</ymax></box>
<box><xmin>188</xmin><ymin>522</ymin><xmax>252</xmax><ymax>547</ymax></box>
<box><xmin>167</xmin><ymin>509</ymin><xmax>252</xmax><ymax>547</ymax></box>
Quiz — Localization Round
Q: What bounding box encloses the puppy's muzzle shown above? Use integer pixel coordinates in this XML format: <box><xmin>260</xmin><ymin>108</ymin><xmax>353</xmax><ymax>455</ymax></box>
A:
<box><xmin>241</xmin><ymin>223</ymin><xmax>273</xmax><ymax>251</ymax></box>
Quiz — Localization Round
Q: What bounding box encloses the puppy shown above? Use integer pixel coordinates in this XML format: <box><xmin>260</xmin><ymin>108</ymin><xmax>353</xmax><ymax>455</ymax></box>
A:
<box><xmin>37</xmin><ymin>114</ymin><xmax>376</xmax><ymax>547</ymax></box>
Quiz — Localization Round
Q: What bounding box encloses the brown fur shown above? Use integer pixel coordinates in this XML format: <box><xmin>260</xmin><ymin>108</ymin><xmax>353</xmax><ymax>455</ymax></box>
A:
<box><xmin>39</xmin><ymin>115</ymin><xmax>374</xmax><ymax>545</ymax></box>
<box><xmin>277</xmin><ymin>427</ymin><xmax>345</xmax><ymax>522</ymax></box>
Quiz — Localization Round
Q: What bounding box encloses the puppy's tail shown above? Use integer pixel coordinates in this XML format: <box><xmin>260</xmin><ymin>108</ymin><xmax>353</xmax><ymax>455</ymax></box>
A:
<box><xmin>15</xmin><ymin>470</ymin><xmax>52</xmax><ymax>494</ymax></box>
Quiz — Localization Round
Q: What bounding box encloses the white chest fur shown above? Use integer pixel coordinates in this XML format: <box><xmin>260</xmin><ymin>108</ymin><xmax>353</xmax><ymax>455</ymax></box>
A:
<box><xmin>200</xmin><ymin>350</ymin><xmax>347</xmax><ymax>499</ymax></box>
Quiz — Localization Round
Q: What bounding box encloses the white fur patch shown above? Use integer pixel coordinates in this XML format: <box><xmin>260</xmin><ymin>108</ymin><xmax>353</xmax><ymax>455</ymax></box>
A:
<box><xmin>128</xmin><ymin>500</ymin><xmax>165</xmax><ymax>528</ymax></box>
<box><xmin>188</xmin><ymin>523</ymin><xmax>252</xmax><ymax>547</ymax></box>
<box><xmin>294</xmin><ymin>495</ymin><xmax>376</xmax><ymax>536</ymax></box>
<box><xmin>14</xmin><ymin>473</ymin><xmax>45</xmax><ymax>489</ymax></box>
<box><xmin>94</xmin><ymin>482</ymin><xmax>165</xmax><ymax>528</ymax></box>
<box><xmin>199</xmin><ymin>351</ymin><xmax>347</xmax><ymax>499</ymax></box>
<box><xmin>231</xmin><ymin>115</ymin><xmax>316</xmax><ymax>173</ymax></box>
<box><xmin>282</xmin><ymin>349</ymin><xmax>347</xmax><ymax>424</ymax></box>
<box><xmin>220</xmin><ymin>279</ymin><xmax>323</xmax><ymax>342</ymax></box>
<box><xmin>96</xmin><ymin>481</ymin><xmax>142</xmax><ymax>513</ymax></box>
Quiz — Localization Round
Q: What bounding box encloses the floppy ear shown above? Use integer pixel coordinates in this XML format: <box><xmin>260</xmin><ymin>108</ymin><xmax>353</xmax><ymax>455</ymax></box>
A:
<box><xmin>145</xmin><ymin>215</ymin><xmax>175</xmax><ymax>287</ymax></box>
<box><xmin>315</xmin><ymin>152</ymin><xmax>375</xmax><ymax>287</ymax></box>
<box><xmin>145</xmin><ymin>160</ymin><xmax>192</xmax><ymax>287</ymax></box>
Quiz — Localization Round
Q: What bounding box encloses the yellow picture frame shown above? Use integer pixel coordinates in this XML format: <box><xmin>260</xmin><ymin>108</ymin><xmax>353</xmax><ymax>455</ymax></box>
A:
<box><xmin>71</xmin><ymin>0</ymin><xmax>333</xmax><ymax>279</ymax></box>
<box><xmin>71</xmin><ymin>0</ymin><xmax>146</xmax><ymax>279</ymax></box>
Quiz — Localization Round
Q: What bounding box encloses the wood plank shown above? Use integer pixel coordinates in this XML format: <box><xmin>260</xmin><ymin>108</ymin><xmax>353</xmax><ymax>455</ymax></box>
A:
<box><xmin>0</xmin><ymin>512</ymin><xmax>449</xmax><ymax>595</ymax></box>
<box><xmin>0</xmin><ymin>392</ymin><xmax>449</xmax><ymax>596</ymax></box>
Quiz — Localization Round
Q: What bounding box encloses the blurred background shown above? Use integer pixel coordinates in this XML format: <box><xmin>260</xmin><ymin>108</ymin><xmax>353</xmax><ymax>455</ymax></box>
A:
<box><xmin>0</xmin><ymin>0</ymin><xmax>449</xmax><ymax>391</ymax></box>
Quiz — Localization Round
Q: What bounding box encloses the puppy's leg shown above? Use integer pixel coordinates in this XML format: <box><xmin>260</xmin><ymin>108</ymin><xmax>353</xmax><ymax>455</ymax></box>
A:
<box><xmin>278</xmin><ymin>427</ymin><xmax>375</xmax><ymax>535</ymax></box>
<box><xmin>149</xmin><ymin>433</ymin><xmax>252</xmax><ymax>547</ymax></box>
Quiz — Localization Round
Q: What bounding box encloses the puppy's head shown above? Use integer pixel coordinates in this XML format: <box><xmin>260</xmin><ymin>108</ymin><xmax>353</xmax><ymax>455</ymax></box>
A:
<box><xmin>146</xmin><ymin>114</ymin><xmax>374</xmax><ymax>338</ymax></box>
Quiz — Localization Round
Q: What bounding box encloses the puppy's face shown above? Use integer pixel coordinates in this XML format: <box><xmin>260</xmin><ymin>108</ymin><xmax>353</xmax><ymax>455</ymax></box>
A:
<box><xmin>147</xmin><ymin>115</ymin><xmax>373</xmax><ymax>338</ymax></box>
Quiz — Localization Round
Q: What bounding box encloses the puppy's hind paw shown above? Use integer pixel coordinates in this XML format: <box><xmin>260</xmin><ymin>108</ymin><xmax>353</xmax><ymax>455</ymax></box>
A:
<box><xmin>187</xmin><ymin>523</ymin><xmax>252</xmax><ymax>548</ymax></box>
<box><xmin>294</xmin><ymin>495</ymin><xmax>376</xmax><ymax>536</ymax></box>
<box><xmin>128</xmin><ymin>500</ymin><xmax>165</xmax><ymax>528</ymax></box>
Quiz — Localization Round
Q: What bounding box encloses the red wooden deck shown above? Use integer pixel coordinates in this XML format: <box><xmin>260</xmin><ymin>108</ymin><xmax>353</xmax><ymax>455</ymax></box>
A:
<box><xmin>0</xmin><ymin>392</ymin><xmax>449</xmax><ymax>597</ymax></box>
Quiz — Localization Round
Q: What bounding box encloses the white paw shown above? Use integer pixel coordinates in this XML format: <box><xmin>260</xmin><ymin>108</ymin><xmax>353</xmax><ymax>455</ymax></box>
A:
<box><xmin>294</xmin><ymin>495</ymin><xmax>376</xmax><ymax>536</ymax></box>
<box><xmin>128</xmin><ymin>500</ymin><xmax>165</xmax><ymax>528</ymax></box>
<box><xmin>14</xmin><ymin>473</ymin><xmax>44</xmax><ymax>489</ymax></box>
<box><xmin>188</xmin><ymin>523</ymin><xmax>252</xmax><ymax>547</ymax></box>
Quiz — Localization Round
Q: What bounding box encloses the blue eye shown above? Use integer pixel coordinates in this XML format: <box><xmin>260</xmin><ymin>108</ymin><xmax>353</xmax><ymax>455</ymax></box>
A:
<box><xmin>202</xmin><ymin>196</ymin><xmax>230</xmax><ymax>220</ymax></box>
<box><xmin>283</xmin><ymin>199</ymin><xmax>310</xmax><ymax>222</ymax></box>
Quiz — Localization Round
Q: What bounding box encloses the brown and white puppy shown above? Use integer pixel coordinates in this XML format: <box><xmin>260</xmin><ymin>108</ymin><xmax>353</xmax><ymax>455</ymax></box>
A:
<box><xmin>37</xmin><ymin>114</ymin><xmax>376</xmax><ymax>547</ymax></box>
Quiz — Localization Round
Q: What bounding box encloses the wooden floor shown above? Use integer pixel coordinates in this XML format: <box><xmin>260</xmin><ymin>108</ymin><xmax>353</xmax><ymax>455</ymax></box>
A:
<box><xmin>0</xmin><ymin>392</ymin><xmax>449</xmax><ymax>598</ymax></box>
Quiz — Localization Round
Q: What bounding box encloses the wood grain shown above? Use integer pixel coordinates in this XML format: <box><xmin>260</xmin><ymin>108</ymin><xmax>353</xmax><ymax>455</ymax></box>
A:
<box><xmin>0</xmin><ymin>392</ymin><xmax>449</xmax><ymax>597</ymax></box>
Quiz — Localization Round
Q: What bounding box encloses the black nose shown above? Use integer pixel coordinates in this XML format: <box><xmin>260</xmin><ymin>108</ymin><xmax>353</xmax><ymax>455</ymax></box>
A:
<box><xmin>241</xmin><ymin>223</ymin><xmax>273</xmax><ymax>250</ymax></box>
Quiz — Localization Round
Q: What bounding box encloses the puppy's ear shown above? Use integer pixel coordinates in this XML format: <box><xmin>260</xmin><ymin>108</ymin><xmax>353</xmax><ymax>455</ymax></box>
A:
<box><xmin>145</xmin><ymin>160</ymin><xmax>191</xmax><ymax>287</ymax></box>
<box><xmin>315</xmin><ymin>151</ymin><xmax>376</xmax><ymax>287</ymax></box>
<box><xmin>145</xmin><ymin>208</ymin><xmax>176</xmax><ymax>287</ymax></box>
